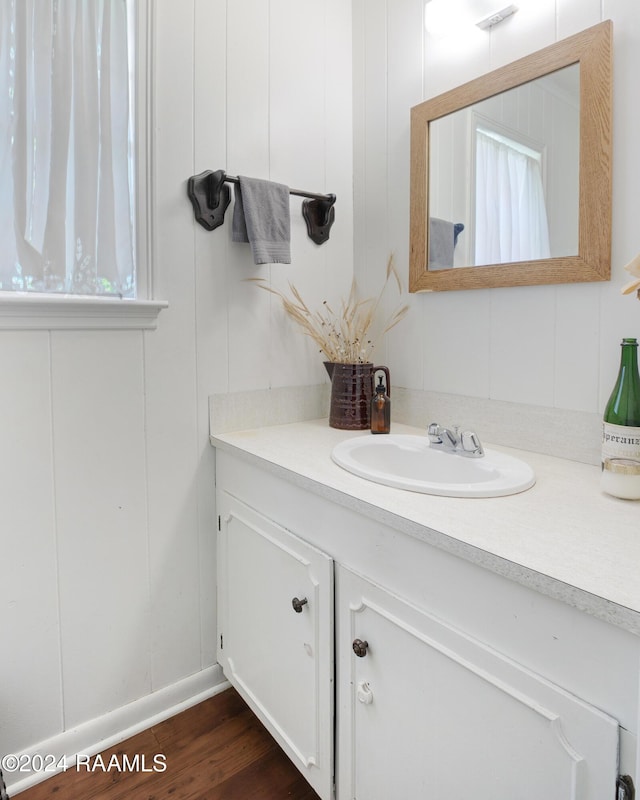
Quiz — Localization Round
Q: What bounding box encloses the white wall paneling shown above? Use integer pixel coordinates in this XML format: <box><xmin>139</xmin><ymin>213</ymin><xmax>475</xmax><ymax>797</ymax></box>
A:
<box><xmin>1</xmin><ymin>1</ymin><xmax>354</xmax><ymax>791</ymax></box>
<box><xmin>222</xmin><ymin>0</ymin><xmax>354</xmax><ymax>394</ymax></box>
<box><xmin>51</xmin><ymin>331</ymin><xmax>150</xmax><ymax>727</ymax></box>
<box><xmin>193</xmin><ymin>0</ymin><xmax>228</xmax><ymax>671</ymax></box>
<box><xmin>268</xmin><ymin>0</ymin><xmax>343</xmax><ymax>390</ymax></box>
<box><xmin>421</xmin><ymin>291</ymin><xmax>491</xmax><ymax>396</ymax></box>
<box><xmin>490</xmin><ymin>0</ymin><xmax>557</xmax><ymax>68</ymax></box>
<box><xmin>355</xmin><ymin>0</ymin><xmax>640</xmax><ymax>434</ymax></box>
<box><xmin>353</xmin><ymin>0</ymin><xmax>428</xmax><ymax>388</ymax></box>
<box><xmin>554</xmin><ymin>284</ymin><xmax>601</xmax><ymax>412</ymax></box>
<box><xmin>145</xmin><ymin>0</ymin><xmax>204</xmax><ymax>693</ymax></box>
<box><xmin>225</xmin><ymin>0</ymin><xmax>273</xmax><ymax>393</ymax></box>
<box><xmin>383</xmin><ymin>0</ymin><xmax>427</xmax><ymax>384</ymax></box>
<box><xmin>0</xmin><ymin>333</ymin><xmax>61</xmax><ymax>752</ymax></box>
<box><xmin>557</xmin><ymin>0</ymin><xmax>602</xmax><ymax>40</ymax></box>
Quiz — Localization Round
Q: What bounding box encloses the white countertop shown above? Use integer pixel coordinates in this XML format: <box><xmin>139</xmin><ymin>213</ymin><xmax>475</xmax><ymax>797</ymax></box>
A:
<box><xmin>211</xmin><ymin>419</ymin><xmax>640</xmax><ymax>634</ymax></box>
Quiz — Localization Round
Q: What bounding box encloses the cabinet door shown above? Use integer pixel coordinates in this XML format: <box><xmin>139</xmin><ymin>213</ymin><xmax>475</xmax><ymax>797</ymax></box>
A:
<box><xmin>217</xmin><ymin>492</ymin><xmax>334</xmax><ymax>800</ymax></box>
<box><xmin>336</xmin><ymin>566</ymin><xmax>619</xmax><ymax>800</ymax></box>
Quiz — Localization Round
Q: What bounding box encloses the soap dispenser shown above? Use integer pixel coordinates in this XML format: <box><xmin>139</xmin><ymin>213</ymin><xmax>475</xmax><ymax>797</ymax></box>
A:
<box><xmin>370</xmin><ymin>372</ymin><xmax>391</xmax><ymax>434</ymax></box>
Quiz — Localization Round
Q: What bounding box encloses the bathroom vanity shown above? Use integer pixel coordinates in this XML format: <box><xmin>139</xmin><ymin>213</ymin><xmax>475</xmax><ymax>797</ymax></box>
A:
<box><xmin>211</xmin><ymin>419</ymin><xmax>640</xmax><ymax>800</ymax></box>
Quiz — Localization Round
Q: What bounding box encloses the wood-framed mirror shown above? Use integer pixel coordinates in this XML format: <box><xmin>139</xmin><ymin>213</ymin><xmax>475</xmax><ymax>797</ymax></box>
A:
<box><xmin>409</xmin><ymin>20</ymin><xmax>612</xmax><ymax>292</ymax></box>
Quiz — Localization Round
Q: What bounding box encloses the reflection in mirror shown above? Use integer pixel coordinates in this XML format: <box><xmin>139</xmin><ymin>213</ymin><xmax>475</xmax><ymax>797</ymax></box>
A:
<box><xmin>410</xmin><ymin>21</ymin><xmax>612</xmax><ymax>292</ymax></box>
<box><xmin>429</xmin><ymin>64</ymin><xmax>579</xmax><ymax>270</ymax></box>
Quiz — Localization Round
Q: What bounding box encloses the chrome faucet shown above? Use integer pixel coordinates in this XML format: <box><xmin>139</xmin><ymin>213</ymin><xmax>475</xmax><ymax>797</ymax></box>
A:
<box><xmin>427</xmin><ymin>423</ymin><xmax>485</xmax><ymax>458</ymax></box>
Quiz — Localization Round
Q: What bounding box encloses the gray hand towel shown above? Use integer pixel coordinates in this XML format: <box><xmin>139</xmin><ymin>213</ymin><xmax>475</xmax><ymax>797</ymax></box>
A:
<box><xmin>428</xmin><ymin>217</ymin><xmax>455</xmax><ymax>270</ymax></box>
<box><xmin>232</xmin><ymin>176</ymin><xmax>291</xmax><ymax>264</ymax></box>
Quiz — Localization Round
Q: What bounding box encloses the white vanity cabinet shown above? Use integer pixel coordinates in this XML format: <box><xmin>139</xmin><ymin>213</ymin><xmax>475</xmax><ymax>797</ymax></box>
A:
<box><xmin>213</xmin><ymin>441</ymin><xmax>639</xmax><ymax>800</ymax></box>
<box><xmin>216</xmin><ymin>491</ymin><xmax>334</xmax><ymax>800</ymax></box>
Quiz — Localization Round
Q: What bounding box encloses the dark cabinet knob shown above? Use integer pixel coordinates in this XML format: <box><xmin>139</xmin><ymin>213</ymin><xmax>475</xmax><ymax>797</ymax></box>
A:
<box><xmin>352</xmin><ymin>638</ymin><xmax>369</xmax><ymax>657</ymax></box>
<box><xmin>291</xmin><ymin>597</ymin><xmax>308</xmax><ymax>613</ymax></box>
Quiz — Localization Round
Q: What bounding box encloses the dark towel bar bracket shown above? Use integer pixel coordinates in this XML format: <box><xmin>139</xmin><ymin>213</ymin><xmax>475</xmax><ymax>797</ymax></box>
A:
<box><xmin>302</xmin><ymin>196</ymin><xmax>336</xmax><ymax>245</ymax></box>
<box><xmin>187</xmin><ymin>169</ymin><xmax>336</xmax><ymax>245</ymax></box>
<box><xmin>187</xmin><ymin>169</ymin><xmax>231</xmax><ymax>231</ymax></box>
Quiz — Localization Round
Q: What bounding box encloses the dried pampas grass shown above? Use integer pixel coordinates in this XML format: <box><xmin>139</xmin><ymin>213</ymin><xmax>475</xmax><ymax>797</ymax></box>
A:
<box><xmin>249</xmin><ymin>254</ymin><xmax>409</xmax><ymax>363</ymax></box>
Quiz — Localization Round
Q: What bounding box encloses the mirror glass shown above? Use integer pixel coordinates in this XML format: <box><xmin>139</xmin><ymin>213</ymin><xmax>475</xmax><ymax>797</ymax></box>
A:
<box><xmin>428</xmin><ymin>64</ymin><xmax>579</xmax><ymax>270</ymax></box>
<box><xmin>409</xmin><ymin>21</ymin><xmax>612</xmax><ymax>292</ymax></box>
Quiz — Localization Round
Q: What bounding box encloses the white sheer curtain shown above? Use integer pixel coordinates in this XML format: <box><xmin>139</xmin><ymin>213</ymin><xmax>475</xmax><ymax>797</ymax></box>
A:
<box><xmin>474</xmin><ymin>129</ymin><xmax>551</xmax><ymax>267</ymax></box>
<box><xmin>0</xmin><ymin>0</ymin><xmax>135</xmax><ymax>296</ymax></box>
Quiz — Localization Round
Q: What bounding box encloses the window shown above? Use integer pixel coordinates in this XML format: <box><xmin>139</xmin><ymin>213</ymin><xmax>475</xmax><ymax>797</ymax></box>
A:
<box><xmin>474</xmin><ymin>123</ymin><xmax>551</xmax><ymax>267</ymax></box>
<box><xmin>0</xmin><ymin>0</ymin><xmax>137</xmax><ymax>298</ymax></box>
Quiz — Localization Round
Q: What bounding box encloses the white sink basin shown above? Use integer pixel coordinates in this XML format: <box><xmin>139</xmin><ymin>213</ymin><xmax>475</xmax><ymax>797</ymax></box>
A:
<box><xmin>331</xmin><ymin>434</ymin><xmax>535</xmax><ymax>498</ymax></box>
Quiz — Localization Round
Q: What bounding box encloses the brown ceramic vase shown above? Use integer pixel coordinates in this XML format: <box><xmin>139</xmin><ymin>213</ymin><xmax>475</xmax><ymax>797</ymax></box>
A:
<box><xmin>325</xmin><ymin>362</ymin><xmax>391</xmax><ymax>430</ymax></box>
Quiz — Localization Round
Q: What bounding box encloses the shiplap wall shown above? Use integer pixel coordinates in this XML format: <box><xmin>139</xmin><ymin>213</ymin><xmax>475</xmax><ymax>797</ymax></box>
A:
<box><xmin>0</xmin><ymin>1</ymin><xmax>352</xmax><ymax>789</ymax></box>
<box><xmin>354</xmin><ymin>0</ymin><xmax>640</xmax><ymax>415</ymax></box>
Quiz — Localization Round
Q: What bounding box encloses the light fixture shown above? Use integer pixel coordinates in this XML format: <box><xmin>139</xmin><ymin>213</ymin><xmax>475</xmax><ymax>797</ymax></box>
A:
<box><xmin>476</xmin><ymin>4</ymin><xmax>518</xmax><ymax>30</ymax></box>
<box><xmin>424</xmin><ymin>1</ymin><xmax>519</xmax><ymax>38</ymax></box>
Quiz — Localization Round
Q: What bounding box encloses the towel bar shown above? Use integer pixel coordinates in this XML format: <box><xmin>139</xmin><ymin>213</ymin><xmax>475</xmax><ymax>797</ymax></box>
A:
<box><xmin>187</xmin><ymin>169</ymin><xmax>336</xmax><ymax>245</ymax></box>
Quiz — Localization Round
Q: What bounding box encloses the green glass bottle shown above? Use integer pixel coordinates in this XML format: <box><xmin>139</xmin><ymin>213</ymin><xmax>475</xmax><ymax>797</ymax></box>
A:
<box><xmin>602</xmin><ymin>338</ymin><xmax>640</xmax><ymax>465</ymax></box>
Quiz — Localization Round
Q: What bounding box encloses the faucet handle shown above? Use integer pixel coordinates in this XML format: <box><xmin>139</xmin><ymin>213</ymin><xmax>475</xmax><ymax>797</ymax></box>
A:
<box><xmin>427</xmin><ymin>423</ymin><xmax>459</xmax><ymax>448</ymax></box>
<box><xmin>460</xmin><ymin>429</ymin><xmax>484</xmax><ymax>457</ymax></box>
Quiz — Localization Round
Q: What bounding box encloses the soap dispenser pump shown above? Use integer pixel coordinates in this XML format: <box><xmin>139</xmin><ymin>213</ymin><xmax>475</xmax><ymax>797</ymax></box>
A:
<box><xmin>371</xmin><ymin>372</ymin><xmax>391</xmax><ymax>434</ymax></box>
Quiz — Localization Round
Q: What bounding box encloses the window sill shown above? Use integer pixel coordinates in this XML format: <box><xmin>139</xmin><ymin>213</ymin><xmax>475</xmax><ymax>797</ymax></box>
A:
<box><xmin>0</xmin><ymin>293</ymin><xmax>168</xmax><ymax>331</ymax></box>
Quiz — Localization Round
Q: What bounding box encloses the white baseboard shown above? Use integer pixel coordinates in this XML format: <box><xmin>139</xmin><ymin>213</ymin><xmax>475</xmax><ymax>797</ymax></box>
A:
<box><xmin>8</xmin><ymin>665</ymin><xmax>229</xmax><ymax>795</ymax></box>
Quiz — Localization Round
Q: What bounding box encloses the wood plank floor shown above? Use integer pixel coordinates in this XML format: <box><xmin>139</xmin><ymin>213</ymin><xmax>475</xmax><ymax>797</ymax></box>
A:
<box><xmin>16</xmin><ymin>688</ymin><xmax>321</xmax><ymax>800</ymax></box>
